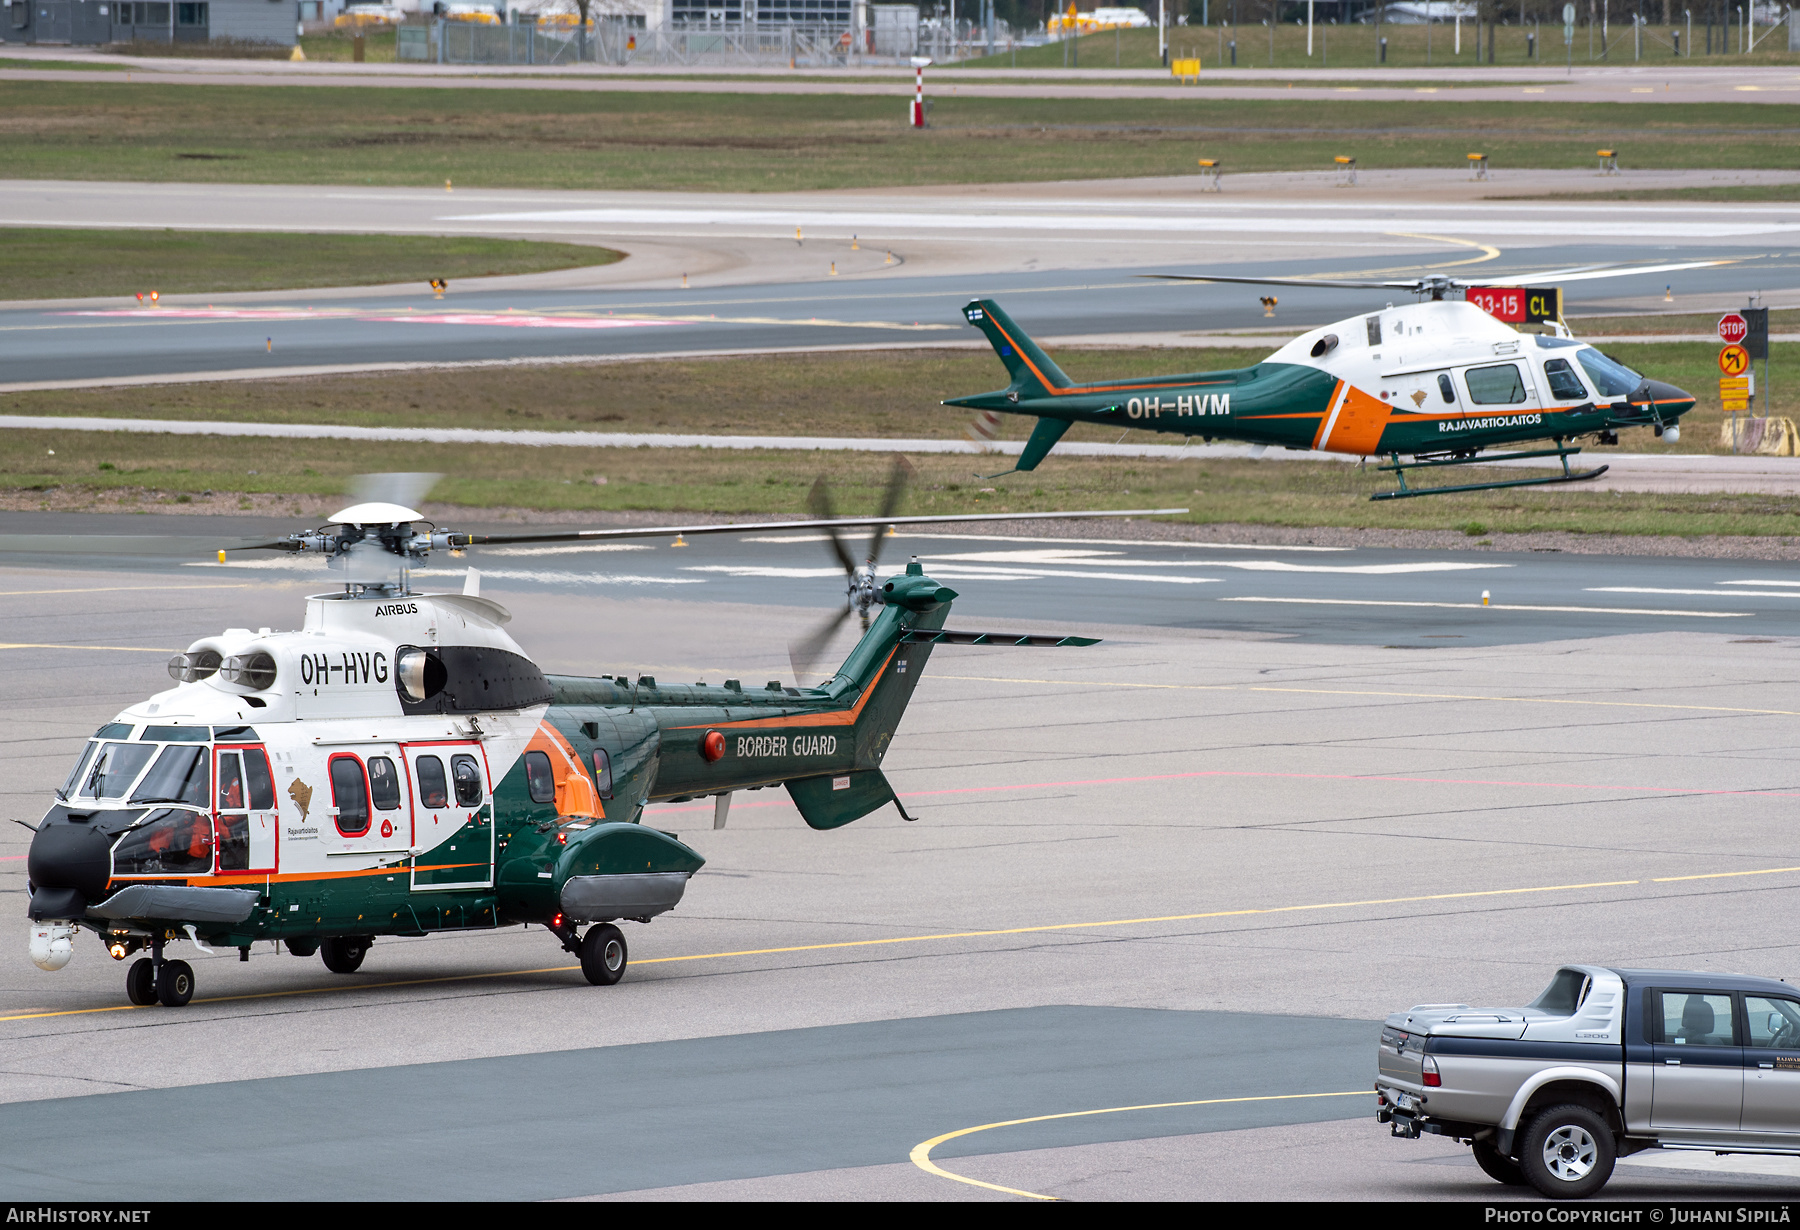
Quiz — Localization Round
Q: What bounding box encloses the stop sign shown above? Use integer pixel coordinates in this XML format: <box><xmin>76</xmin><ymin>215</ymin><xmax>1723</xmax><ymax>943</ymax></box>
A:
<box><xmin>1719</xmin><ymin>312</ymin><xmax>1749</xmax><ymax>344</ymax></box>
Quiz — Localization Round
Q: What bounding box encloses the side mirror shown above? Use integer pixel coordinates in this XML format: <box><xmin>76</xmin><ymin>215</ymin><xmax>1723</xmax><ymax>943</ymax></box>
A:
<box><xmin>1770</xmin><ymin>1012</ymin><xmax>1786</xmax><ymax>1034</ymax></box>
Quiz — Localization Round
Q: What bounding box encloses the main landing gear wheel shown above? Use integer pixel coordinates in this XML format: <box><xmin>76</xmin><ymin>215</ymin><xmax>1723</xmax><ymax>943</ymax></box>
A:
<box><xmin>320</xmin><ymin>936</ymin><xmax>371</xmax><ymax>974</ymax></box>
<box><xmin>1519</xmin><ymin>1104</ymin><xmax>1616</xmax><ymax>1199</ymax></box>
<box><xmin>155</xmin><ymin>959</ymin><xmax>194</xmax><ymax>1008</ymax></box>
<box><xmin>1471</xmin><ymin>1139</ymin><xmax>1526</xmax><ymax>1186</ymax></box>
<box><xmin>125</xmin><ymin>957</ymin><xmax>157</xmax><ymax>1006</ymax></box>
<box><xmin>284</xmin><ymin>938</ymin><xmax>319</xmax><ymax>957</ymax></box>
<box><xmin>579</xmin><ymin>923</ymin><xmax>627</xmax><ymax>986</ymax></box>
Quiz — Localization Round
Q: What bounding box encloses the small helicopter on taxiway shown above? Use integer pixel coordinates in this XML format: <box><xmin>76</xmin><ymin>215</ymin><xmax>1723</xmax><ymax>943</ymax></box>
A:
<box><xmin>22</xmin><ymin>469</ymin><xmax>1182</xmax><ymax>1008</ymax></box>
<box><xmin>946</xmin><ymin>264</ymin><xmax>1704</xmax><ymax>499</ymax></box>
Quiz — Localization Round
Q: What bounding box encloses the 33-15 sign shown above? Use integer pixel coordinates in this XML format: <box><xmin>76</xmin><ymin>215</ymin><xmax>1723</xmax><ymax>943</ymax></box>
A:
<box><xmin>1466</xmin><ymin>285</ymin><xmax>1565</xmax><ymax>325</ymax></box>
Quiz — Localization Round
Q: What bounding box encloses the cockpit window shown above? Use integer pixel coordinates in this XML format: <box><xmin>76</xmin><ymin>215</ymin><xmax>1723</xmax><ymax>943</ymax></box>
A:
<box><xmin>59</xmin><ymin>742</ymin><xmax>99</xmax><ymax>800</ymax></box>
<box><xmin>130</xmin><ymin>744</ymin><xmax>210</xmax><ymax>807</ymax></box>
<box><xmin>1528</xmin><ymin>968</ymin><xmax>1593</xmax><ymax>1017</ymax></box>
<box><xmin>76</xmin><ymin>742</ymin><xmax>158</xmax><ymax>801</ymax></box>
<box><xmin>1577</xmin><ymin>348</ymin><xmax>1643</xmax><ymax>398</ymax></box>
<box><xmin>1543</xmin><ymin>358</ymin><xmax>1589</xmax><ymax>401</ymax></box>
<box><xmin>113</xmin><ymin>807</ymin><xmax>214</xmax><ymax>876</ymax></box>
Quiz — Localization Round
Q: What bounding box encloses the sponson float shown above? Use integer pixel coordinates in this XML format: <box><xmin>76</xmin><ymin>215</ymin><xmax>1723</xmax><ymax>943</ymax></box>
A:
<box><xmin>25</xmin><ymin>475</ymin><xmax>1173</xmax><ymax>1007</ymax></box>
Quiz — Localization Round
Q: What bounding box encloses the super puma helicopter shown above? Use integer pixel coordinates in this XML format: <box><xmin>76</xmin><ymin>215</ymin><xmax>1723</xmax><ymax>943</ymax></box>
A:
<box><xmin>24</xmin><ymin>471</ymin><xmax>1182</xmax><ymax>1008</ymax></box>
<box><xmin>946</xmin><ymin>265</ymin><xmax>1700</xmax><ymax>500</ymax></box>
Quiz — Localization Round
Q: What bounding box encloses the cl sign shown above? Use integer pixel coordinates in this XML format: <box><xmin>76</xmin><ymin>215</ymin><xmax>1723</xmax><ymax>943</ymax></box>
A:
<box><xmin>1719</xmin><ymin>312</ymin><xmax>1749</xmax><ymax>345</ymax></box>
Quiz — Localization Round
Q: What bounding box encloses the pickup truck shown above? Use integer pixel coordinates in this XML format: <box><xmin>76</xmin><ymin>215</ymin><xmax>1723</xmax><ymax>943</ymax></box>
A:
<box><xmin>1376</xmin><ymin>964</ymin><xmax>1800</xmax><ymax>1198</ymax></box>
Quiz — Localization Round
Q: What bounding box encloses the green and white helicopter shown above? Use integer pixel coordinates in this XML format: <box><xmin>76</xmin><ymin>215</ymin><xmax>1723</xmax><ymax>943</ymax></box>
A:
<box><xmin>947</xmin><ymin>268</ymin><xmax>1700</xmax><ymax>499</ymax></box>
<box><xmin>24</xmin><ymin>472</ymin><xmax>1180</xmax><ymax>1008</ymax></box>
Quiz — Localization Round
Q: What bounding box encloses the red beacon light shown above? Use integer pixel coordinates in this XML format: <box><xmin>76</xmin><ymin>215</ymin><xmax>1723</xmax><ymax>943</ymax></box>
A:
<box><xmin>701</xmin><ymin>731</ymin><xmax>725</xmax><ymax>762</ymax></box>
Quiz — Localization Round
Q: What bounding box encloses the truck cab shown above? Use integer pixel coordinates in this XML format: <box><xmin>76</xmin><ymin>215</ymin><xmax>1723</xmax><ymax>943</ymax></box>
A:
<box><xmin>1376</xmin><ymin>965</ymin><xmax>1800</xmax><ymax>1198</ymax></box>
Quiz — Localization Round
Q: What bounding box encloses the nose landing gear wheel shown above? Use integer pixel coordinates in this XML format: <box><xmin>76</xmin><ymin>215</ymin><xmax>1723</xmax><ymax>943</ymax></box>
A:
<box><xmin>320</xmin><ymin>936</ymin><xmax>371</xmax><ymax>974</ymax></box>
<box><xmin>579</xmin><ymin>923</ymin><xmax>627</xmax><ymax>986</ymax></box>
<box><xmin>155</xmin><ymin>959</ymin><xmax>194</xmax><ymax>1007</ymax></box>
<box><xmin>125</xmin><ymin>957</ymin><xmax>156</xmax><ymax>1006</ymax></box>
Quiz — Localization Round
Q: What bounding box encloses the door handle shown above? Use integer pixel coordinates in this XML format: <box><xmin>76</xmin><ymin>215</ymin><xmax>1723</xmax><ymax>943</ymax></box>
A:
<box><xmin>1665</xmin><ymin>1058</ymin><xmax>1681</xmax><ymax>1065</ymax></box>
<box><xmin>1760</xmin><ymin>1063</ymin><xmax>1775</xmax><ymax>1069</ymax></box>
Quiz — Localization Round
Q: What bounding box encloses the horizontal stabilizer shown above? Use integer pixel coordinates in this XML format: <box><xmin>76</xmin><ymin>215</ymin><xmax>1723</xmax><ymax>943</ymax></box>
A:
<box><xmin>898</xmin><ymin>629</ymin><xmax>1100</xmax><ymax>647</ymax></box>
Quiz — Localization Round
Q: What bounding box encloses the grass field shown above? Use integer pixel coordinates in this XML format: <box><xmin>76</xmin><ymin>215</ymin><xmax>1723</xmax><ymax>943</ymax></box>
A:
<box><xmin>10</xmin><ymin>425</ymin><xmax>1800</xmax><ymax>540</ymax></box>
<box><xmin>1506</xmin><ymin>184</ymin><xmax>1800</xmax><ymax>202</ymax></box>
<box><xmin>2</xmin><ymin>81</ymin><xmax>1795</xmax><ymax>190</ymax></box>
<box><xmin>3</xmin><ymin>341</ymin><xmax>1786</xmax><ymax>451</ymax></box>
<box><xmin>964</xmin><ymin>22</ymin><xmax>1800</xmax><ymax>70</ymax></box>
<box><xmin>0</xmin><ymin>229</ymin><xmax>620</xmax><ymax>300</ymax></box>
<box><xmin>2</xmin><ymin>339</ymin><xmax>1794</xmax><ymax>536</ymax></box>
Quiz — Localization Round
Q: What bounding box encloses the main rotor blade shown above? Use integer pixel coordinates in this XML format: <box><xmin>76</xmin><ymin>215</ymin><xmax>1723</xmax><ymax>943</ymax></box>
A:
<box><xmin>866</xmin><ymin>455</ymin><xmax>914</xmax><ymax>569</ymax></box>
<box><xmin>807</xmin><ymin>477</ymin><xmax>858</xmax><ymax>577</ymax></box>
<box><xmin>432</xmin><ymin>508</ymin><xmax>1190</xmax><ymax>550</ymax></box>
<box><xmin>788</xmin><ymin>605</ymin><xmax>854</xmax><ymax>684</ymax></box>
<box><xmin>1475</xmin><ymin>259</ymin><xmax>1731</xmax><ymax>287</ymax></box>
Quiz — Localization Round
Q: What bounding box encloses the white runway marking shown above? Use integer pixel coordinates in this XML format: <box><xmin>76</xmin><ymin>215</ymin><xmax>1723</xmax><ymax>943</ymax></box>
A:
<box><xmin>683</xmin><ymin>564</ymin><xmax>1219</xmax><ymax>584</ymax></box>
<box><xmin>918</xmin><ymin>549</ymin><xmax>1508</xmax><ymax>575</ymax></box>
<box><xmin>1588</xmin><ymin>587</ymin><xmax>1800</xmax><ymax>599</ymax></box>
<box><xmin>1220</xmin><ymin>597</ymin><xmax>1751</xmax><ymax>617</ymax></box>
<box><xmin>484</xmin><ymin>544</ymin><xmax>654</xmax><ymax>557</ymax></box>
<box><xmin>1721</xmin><ymin>579</ymin><xmax>1800</xmax><ymax>588</ymax></box>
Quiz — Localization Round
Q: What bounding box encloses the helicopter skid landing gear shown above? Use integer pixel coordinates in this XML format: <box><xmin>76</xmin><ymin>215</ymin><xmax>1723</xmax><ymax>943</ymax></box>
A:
<box><xmin>1373</xmin><ymin>444</ymin><xmax>1608</xmax><ymax>501</ymax></box>
<box><xmin>579</xmin><ymin>924</ymin><xmax>628</xmax><ymax>986</ymax></box>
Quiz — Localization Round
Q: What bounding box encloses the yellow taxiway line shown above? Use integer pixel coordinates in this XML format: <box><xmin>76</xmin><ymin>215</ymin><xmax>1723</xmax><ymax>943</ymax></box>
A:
<box><xmin>10</xmin><ymin>866</ymin><xmax>1799</xmax><ymax>1025</ymax></box>
<box><xmin>909</xmin><ymin>1091</ymin><xmax>1370</xmax><ymax>1200</ymax></box>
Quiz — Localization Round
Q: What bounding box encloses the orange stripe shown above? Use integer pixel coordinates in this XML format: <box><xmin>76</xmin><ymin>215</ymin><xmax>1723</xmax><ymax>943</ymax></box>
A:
<box><xmin>103</xmin><ymin>861</ymin><xmax>488</xmax><ymax>891</ymax></box>
<box><xmin>987</xmin><ymin>316</ymin><xmax>1230</xmax><ymax>398</ymax></box>
<box><xmin>667</xmin><ymin>646</ymin><xmax>897</xmax><ymax>731</ymax></box>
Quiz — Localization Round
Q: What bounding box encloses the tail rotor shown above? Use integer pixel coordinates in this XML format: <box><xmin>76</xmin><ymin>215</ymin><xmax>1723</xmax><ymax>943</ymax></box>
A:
<box><xmin>789</xmin><ymin>456</ymin><xmax>914</xmax><ymax>682</ymax></box>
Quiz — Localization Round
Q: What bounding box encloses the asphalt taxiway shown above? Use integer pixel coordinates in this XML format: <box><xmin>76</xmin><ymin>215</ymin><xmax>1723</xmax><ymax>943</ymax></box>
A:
<box><xmin>4</xmin><ymin>526</ymin><xmax>1800</xmax><ymax>1199</ymax></box>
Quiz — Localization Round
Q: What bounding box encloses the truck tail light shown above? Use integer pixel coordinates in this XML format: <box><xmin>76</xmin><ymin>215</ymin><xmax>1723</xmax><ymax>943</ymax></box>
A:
<box><xmin>1422</xmin><ymin>1055</ymin><xmax>1441</xmax><ymax>1087</ymax></box>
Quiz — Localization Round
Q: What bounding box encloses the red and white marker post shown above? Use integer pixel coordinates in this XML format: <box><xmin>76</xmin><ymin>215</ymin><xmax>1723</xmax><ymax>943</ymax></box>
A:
<box><xmin>909</xmin><ymin>56</ymin><xmax>932</xmax><ymax>128</ymax></box>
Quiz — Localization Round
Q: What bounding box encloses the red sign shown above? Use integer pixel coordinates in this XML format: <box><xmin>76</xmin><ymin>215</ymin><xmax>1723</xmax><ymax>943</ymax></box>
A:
<box><xmin>1468</xmin><ymin>286</ymin><xmax>1526</xmax><ymax>322</ymax></box>
<box><xmin>1466</xmin><ymin>285</ymin><xmax>1563</xmax><ymax>326</ymax></box>
<box><xmin>1719</xmin><ymin>312</ymin><xmax>1749</xmax><ymax>345</ymax></box>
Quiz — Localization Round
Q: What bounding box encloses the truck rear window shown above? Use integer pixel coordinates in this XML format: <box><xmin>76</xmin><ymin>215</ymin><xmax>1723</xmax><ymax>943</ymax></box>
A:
<box><xmin>1529</xmin><ymin>968</ymin><xmax>1592</xmax><ymax>1016</ymax></box>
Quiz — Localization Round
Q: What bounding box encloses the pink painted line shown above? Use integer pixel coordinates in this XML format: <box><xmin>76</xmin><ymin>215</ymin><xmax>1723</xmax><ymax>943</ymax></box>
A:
<box><xmin>652</xmin><ymin>769</ymin><xmax>1800</xmax><ymax>813</ymax></box>
<box><xmin>386</xmin><ymin>313</ymin><xmax>678</xmax><ymax>331</ymax></box>
<box><xmin>1</xmin><ymin>854</ymin><xmax>26</xmax><ymax>861</ymax></box>
<box><xmin>61</xmin><ymin>308</ymin><xmax>683</xmax><ymax>331</ymax></box>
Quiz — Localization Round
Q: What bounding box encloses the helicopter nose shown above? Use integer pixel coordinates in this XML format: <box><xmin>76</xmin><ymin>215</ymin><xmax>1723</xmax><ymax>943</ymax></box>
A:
<box><xmin>26</xmin><ymin>817</ymin><xmax>113</xmax><ymax>920</ymax></box>
<box><xmin>1642</xmin><ymin>379</ymin><xmax>1696</xmax><ymax>417</ymax></box>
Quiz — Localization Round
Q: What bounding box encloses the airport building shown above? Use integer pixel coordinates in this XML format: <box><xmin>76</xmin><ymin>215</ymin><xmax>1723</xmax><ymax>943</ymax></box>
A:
<box><xmin>1</xmin><ymin>0</ymin><xmax>297</xmax><ymax>44</ymax></box>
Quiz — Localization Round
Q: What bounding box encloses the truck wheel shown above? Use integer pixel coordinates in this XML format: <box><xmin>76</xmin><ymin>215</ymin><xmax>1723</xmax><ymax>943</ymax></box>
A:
<box><xmin>579</xmin><ymin>923</ymin><xmax>627</xmax><ymax>986</ymax></box>
<box><xmin>1472</xmin><ymin>1139</ymin><xmax>1526</xmax><ymax>1186</ymax></box>
<box><xmin>1519</xmin><ymin>1104</ymin><xmax>1616</xmax><ymax>1199</ymax></box>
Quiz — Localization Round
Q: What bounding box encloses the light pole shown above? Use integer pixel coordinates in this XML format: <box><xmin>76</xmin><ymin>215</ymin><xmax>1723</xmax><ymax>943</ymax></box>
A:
<box><xmin>1160</xmin><ymin>0</ymin><xmax>1167</xmax><ymax>64</ymax></box>
<box><xmin>1307</xmin><ymin>0</ymin><xmax>1313</xmax><ymax>54</ymax></box>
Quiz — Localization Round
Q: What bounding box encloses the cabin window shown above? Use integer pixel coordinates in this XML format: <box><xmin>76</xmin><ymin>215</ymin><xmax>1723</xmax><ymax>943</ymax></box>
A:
<box><xmin>1364</xmin><ymin>315</ymin><xmax>1382</xmax><ymax>347</ymax></box>
<box><xmin>1436</xmin><ymin>374</ymin><xmax>1456</xmax><ymax>404</ymax></box>
<box><xmin>112</xmin><ymin>807</ymin><xmax>213</xmax><ymax>876</ymax></box>
<box><xmin>78</xmin><ymin>741</ymin><xmax>156</xmax><ymax>801</ymax></box>
<box><xmin>217</xmin><ymin>753</ymin><xmax>245</xmax><ymax>811</ymax></box>
<box><xmin>1463</xmin><ymin>363</ymin><xmax>1527</xmax><ymax>406</ymax></box>
<box><xmin>1655</xmin><ymin>991</ymin><xmax>1737</xmax><ymax>1047</ymax></box>
<box><xmin>592</xmin><ymin>749</ymin><xmax>613</xmax><ymax>799</ymax></box>
<box><xmin>416</xmin><ymin>755</ymin><xmax>449</xmax><ymax>809</ymax></box>
<box><xmin>524</xmin><ymin>750</ymin><xmax>556</xmax><ymax>805</ymax></box>
<box><xmin>243</xmin><ymin>748</ymin><xmax>275</xmax><ymax>811</ymax></box>
<box><xmin>130</xmin><ymin>744</ymin><xmax>209</xmax><ymax>807</ymax></box>
<box><xmin>1542</xmin><ymin>358</ymin><xmax>1588</xmax><ymax>401</ymax></box>
<box><xmin>329</xmin><ymin>755</ymin><xmax>371</xmax><ymax>836</ymax></box>
<box><xmin>451</xmin><ymin>754</ymin><xmax>484</xmax><ymax>807</ymax></box>
<box><xmin>368</xmin><ymin>756</ymin><xmax>402</xmax><ymax>811</ymax></box>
